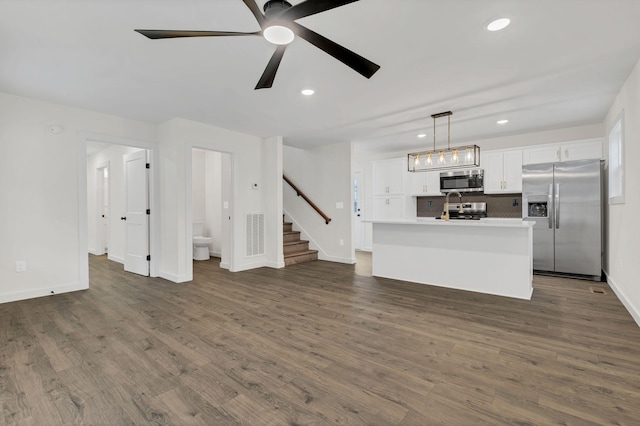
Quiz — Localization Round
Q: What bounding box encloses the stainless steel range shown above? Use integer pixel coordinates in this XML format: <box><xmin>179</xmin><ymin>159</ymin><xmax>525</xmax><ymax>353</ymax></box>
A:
<box><xmin>436</xmin><ymin>202</ymin><xmax>487</xmax><ymax>220</ymax></box>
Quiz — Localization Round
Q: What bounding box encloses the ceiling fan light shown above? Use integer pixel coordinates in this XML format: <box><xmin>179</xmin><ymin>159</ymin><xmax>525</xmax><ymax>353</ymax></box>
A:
<box><xmin>487</xmin><ymin>18</ymin><xmax>510</xmax><ymax>32</ymax></box>
<box><xmin>263</xmin><ymin>25</ymin><xmax>295</xmax><ymax>45</ymax></box>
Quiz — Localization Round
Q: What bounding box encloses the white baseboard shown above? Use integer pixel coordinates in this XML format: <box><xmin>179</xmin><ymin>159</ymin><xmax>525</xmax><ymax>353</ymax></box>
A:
<box><xmin>108</xmin><ymin>254</ymin><xmax>124</xmax><ymax>264</ymax></box>
<box><xmin>209</xmin><ymin>250</ymin><xmax>222</xmax><ymax>258</ymax></box>
<box><xmin>606</xmin><ymin>273</ymin><xmax>640</xmax><ymax>327</ymax></box>
<box><xmin>159</xmin><ymin>271</ymin><xmax>191</xmax><ymax>283</ymax></box>
<box><xmin>317</xmin><ymin>253</ymin><xmax>356</xmax><ymax>264</ymax></box>
<box><xmin>0</xmin><ymin>282</ymin><xmax>88</xmax><ymax>305</ymax></box>
<box><xmin>220</xmin><ymin>262</ymin><xmax>230</xmax><ymax>270</ymax></box>
<box><xmin>230</xmin><ymin>260</ymin><xmax>267</xmax><ymax>272</ymax></box>
<box><xmin>266</xmin><ymin>260</ymin><xmax>286</xmax><ymax>269</ymax></box>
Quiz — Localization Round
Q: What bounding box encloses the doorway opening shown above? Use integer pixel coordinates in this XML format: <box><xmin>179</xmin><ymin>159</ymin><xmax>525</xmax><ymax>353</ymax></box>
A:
<box><xmin>86</xmin><ymin>141</ymin><xmax>152</xmax><ymax>277</ymax></box>
<box><xmin>353</xmin><ymin>170</ymin><xmax>364</xmax><ymax>250</ymax></box>
<box><xmin>95</xmin><ymin>165</ymin><xmax>110</xmax><ymax>256</ymax></box>
<box><xmin>191</xmin><ymin>148</ymin><xmax>232</xmax><ymax>270</ymax></box>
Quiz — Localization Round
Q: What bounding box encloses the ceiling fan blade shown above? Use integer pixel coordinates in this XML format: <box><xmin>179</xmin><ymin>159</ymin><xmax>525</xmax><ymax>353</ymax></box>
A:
<box><xmin>135</xmin><ymin>29</ymin><xmax>260</xmax><ymax>39</ymax></box>
<box><xmin>291</xmin><ymin>22</ymin><xmax>380</xmax><ymax>79</ymax></box>
<box><xmin>280</xmin><ymin>0</ymin><xmax>359</xmax><ymax>21</ymax></box>
<box><xmin>255</xmin><ymin>45</ymin><xmax>287</xmax><ymax>90</ymax></box>
<box><xmin>242</xmin><ymin>0</ymin><xmax>266</xmax><ymax>27</ymax></box>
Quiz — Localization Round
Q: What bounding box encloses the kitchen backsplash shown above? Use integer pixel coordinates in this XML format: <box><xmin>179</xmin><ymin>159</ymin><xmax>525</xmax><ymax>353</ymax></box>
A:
<box><xmin>417</xmin><ymin>193</ymin><xmax>523</xmax><ymax>218</ymax></box>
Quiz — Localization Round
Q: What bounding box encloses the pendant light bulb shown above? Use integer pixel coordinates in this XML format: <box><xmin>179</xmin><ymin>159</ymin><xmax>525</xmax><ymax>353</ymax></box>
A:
<box><xmin>426</xmin><ymin>153</ymin><xmax>432</xmax><ymax>164</ymax></box>
<box><xmin>438</xmin><ymin>151</ymin><xmax>445</xmax><ymax>164</ymax></box>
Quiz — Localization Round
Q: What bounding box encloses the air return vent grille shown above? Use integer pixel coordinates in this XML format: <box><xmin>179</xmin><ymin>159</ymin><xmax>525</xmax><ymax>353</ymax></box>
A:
<box><xmin>246</xmin><ymin>213</ymin><xmax>265</xmax><ymax>257</ymax></box>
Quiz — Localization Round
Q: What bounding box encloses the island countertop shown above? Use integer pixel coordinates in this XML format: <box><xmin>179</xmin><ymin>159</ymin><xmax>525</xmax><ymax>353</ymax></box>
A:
<box><xmin>370</xmin><ymin>218</ymin><xmax>534</xmax><ymax>300</ymax></box>
<box><xmin>367</xmin><ymin>218</ymin><xmax>534</xmax><ymax>228</ymax></box>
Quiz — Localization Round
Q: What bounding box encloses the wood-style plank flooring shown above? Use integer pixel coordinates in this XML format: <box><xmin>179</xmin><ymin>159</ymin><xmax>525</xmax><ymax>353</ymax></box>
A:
<box><xmin>1</xmin><ymin>253</ymin><xmax>640</xmax><ymax>425</ymax></box>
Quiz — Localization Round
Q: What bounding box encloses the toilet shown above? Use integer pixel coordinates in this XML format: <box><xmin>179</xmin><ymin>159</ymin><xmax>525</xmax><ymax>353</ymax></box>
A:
<box><xmin>192</xmin><ymin>222</ymin><xmax>213</xmax><ymax>261</ymax></box>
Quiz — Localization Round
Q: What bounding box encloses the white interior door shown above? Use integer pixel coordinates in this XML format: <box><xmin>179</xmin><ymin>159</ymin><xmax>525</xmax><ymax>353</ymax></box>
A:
<box><xmin>100</xmin><ymin>167</ymin><xmax>109</xmax><ymax>254</ymax></box>
<box><xmin>354</xmin><ymin>171</ymin><xmax>364</xmax><ymax>250</ymax></box>
<box><xmin>123</xmin><ymin>150</ymin><xmax>149</xmax><ymax>276</ymax></box>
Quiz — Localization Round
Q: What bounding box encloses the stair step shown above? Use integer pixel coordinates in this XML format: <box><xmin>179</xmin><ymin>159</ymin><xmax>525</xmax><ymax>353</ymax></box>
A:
<box><xmin>283</xmin><ymin>240</ymin><xmax>310</xmax><ymax>255</ymax></box>
<box><xmin>284</xmin><ymin>250</ymin><xmax>318</xmax><ymax>266</ymax></box>
<box><xmin>283</xmin><ymin>222</ymin><xmax>293</xmax><ymax>232</ymax></box>
<box><xmin>283</xmin><ymin>231</ymin><xmax>301</xmax><ymax>243</ymax></box>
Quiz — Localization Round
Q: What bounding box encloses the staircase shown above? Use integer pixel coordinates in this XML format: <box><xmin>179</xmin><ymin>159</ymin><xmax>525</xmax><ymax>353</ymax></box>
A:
<box><xmin>283</xmin><ymin>219</ymin><xmax>318</xmax><ymax>266</ymax></box>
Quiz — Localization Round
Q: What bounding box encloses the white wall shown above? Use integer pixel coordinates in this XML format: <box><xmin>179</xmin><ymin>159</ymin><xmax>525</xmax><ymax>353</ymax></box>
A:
<box><xmin>603</xmin><ymin>57</ymin><xmax>640</xmax><ymax>326</ymax></box>
<box><xmin>87</xmin><ymin>144</ymin><xmax>141</xmax><ymax>263</ymax></box>
<box><xmin>0</xmin><ymin>91</ymin><xmax>157</xmax><ymax>304</ymax></box>
<box><xmin>158</xmin><ymin>117</ymin><xmax>282</xmax><ymax>282</ymax></box>
<box><xmin>262</xmin><ymin>137</ymin><xmax>284</xmax><ymax>268</ymax></box>
<box><xmin>191</xmin><ymin>149</ymin><xmax>206</xmax><ymax>224</ymax></box>
<box><xmin>205</xmin><ymin>150</ymin><xmax>224</xmax><ymax>257</ymax></box>
<box><xmin>283</xmin><ymin>141</ymin><xmax>354</xmax><ymax>264</ymax></box>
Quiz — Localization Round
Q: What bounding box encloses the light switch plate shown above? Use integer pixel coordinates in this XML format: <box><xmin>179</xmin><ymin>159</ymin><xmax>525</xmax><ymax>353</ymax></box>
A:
<box><xmin>336</xmin><ymin>202</ymin><xmax>344</xmax><ymax>209</ymax></box>
<box><xmin>16</xmin><ymin>261</ymin><xmax>26</xmax><ymax>273</ymax></box>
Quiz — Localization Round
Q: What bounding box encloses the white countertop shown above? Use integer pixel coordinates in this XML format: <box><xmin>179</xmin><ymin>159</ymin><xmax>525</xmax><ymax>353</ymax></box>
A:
<box><xmin>368</xmin><ymin>218</ymin><xmax>534</xmax><ymax>228</ymax></box>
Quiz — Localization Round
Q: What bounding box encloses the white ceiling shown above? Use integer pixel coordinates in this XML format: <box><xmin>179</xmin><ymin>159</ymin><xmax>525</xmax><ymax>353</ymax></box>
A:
<box><xmin>2</xmin><ymin>0</ymin><xmax>640</xmax><ymax>154</ymax></box>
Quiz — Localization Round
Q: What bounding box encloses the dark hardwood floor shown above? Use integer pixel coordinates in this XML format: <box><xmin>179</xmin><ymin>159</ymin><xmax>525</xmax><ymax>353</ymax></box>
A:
<box><xmin>1</xmin><ymin>253</ymin><xmax>640</xmax><ymax>425</ymax></box>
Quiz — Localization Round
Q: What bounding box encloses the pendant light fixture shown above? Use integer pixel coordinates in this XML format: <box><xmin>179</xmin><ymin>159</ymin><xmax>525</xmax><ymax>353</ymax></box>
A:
<box><xmin>408</xmin><ymin>111</ymin><xmax>480</xmax><ymax>172</ymax></box>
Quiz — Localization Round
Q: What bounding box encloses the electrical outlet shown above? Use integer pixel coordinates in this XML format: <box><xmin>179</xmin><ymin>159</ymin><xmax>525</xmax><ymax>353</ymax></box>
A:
<box><xmin>336</xmin><ymin>202</ymin><xmax>344</xmax><ymax>209</ymax></box>
<box><xmin>339</xmin><ymin>239</ymin><xmax>344</xmax><ymax>246</ymax></box>
<box><xmin>16</xmin><ymin>261</ymin><xmax>26</xmax><ymax>273</ymax></box>
<box><xmin>513</xmin><ymin>199</ymin><xmax>519</xmax><ymax>206</ymax></box>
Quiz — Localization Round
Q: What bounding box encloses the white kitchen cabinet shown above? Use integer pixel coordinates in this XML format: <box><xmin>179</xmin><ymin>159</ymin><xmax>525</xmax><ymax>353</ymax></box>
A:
<box><xmin>561</xmin><ymin>139</ymin><xmax>603</xmax><ymax>162</ymax></box>
<box><xmin>408</xmin><ymin>170</ymin><xmax>441</xmax><ymax>196</ymax></box>
<box><xmin>522</xmin><ymin>145</ymin><xmax>561</xmax><ymax>164</ymax></box>
<box><xmin>373</xmin><ymin>196</ymin><xmax>404</xmax><ymax>220</ymax></box>
<box><xmin>373</xmin><ymin>158</ymin><xmax>405</xmax><ymax>195</ymax></box>
<box><xmin>482</xmin><ymin>149</ymin><xmax>523</xmax><ymax>194</ymax></box>
<box><xmin>522</xmin><ymin>138</ymin><xmax>603</xmax><ymax>165</ymax></box>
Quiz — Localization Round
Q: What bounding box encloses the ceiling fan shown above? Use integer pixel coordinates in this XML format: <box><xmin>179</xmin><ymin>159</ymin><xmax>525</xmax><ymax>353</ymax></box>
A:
<box><xmin>135</xmin><ymin>0</ymin><xmax>380</xmax><ymax>90</ymax></box>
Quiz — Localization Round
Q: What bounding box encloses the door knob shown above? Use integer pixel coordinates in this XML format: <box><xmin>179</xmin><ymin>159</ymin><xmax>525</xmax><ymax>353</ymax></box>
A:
<box><xmin>121</xmin><ymin>216</ymin><xmax>127</xmax><ymax>221</ymax></box>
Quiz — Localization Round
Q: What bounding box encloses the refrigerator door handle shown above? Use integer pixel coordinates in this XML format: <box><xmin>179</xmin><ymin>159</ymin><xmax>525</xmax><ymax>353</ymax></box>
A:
<box><xmin>548</xmin><ymin>184</ymin><xmax>553</xmax><ymax>229</ymax></box>
<box><xmin>555</xmin><ymin>183</ymin><xmax>560</xmax><ymax>229</ymax></box>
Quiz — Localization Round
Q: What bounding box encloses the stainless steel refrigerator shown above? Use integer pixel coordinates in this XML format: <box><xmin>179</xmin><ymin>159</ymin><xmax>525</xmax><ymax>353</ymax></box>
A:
<box><xmin>522</xmin><ymin>159</ymin><xmax>603</xmax><ymax>280</ymax></box>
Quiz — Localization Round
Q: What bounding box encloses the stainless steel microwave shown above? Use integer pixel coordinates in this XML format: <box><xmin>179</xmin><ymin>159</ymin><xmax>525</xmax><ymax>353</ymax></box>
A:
<box><xmin>439</xmin><ymin>169</ymin><xmax>484</xmax><ymax>193</ymax></box>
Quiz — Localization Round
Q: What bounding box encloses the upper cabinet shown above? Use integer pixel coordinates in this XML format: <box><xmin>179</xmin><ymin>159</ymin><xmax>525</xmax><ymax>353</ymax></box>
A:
<box><xmin>372</xmin><ymin>158</ymin><xmax>406</xmax><ymax>195</ymax></box>
<box><xmin>408</xmin><ymin>170</ymin><xmax>441</xmax><ymax>196</ymax></box>
<box><xmin>482</xmin><ymin>149</ymin><xmax>523</xmax><ymax>194</ymax></box>
<box><xmin>522</xmin><ymin>138</ymin><xmax>603</xmax><ymax>165</ymax></box>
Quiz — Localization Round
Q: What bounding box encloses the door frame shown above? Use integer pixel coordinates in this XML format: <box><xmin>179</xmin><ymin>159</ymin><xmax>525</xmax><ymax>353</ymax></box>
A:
<box><xmin>94</xmin><ymin>161</ymin><xmax>110</xmax><ymax>256</ymax></box>
<box><xmin>353</xmin><ymin>169</ymin><xmax>365</xmax><ymax>250</ymax></box>
<box><xmin>78</xmin><ymin>132</ymin><xmax>159</xmax><ymax>288</ymax></box>
<box><xmin>186</xmin><ymin>143</ymin><xmax>235</xmax><ymax>278</ymax></box>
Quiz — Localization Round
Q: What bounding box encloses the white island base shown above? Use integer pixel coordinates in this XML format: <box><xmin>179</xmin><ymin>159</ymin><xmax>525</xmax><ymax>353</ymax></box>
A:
<box><xmin>371</xmin><ymin>219</ymin><xmax>534</xmax><ymax>300</ymax></box>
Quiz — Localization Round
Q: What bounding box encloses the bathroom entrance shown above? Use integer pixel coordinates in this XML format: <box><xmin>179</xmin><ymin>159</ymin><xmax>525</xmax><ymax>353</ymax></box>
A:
<box><xmin>191</xmin><ymin>148</ymin><xmax>232</xmax><ymax>268</ymax></box>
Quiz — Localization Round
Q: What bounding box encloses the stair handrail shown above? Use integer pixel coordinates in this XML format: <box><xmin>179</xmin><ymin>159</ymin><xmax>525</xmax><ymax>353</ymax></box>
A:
<box><xmin>283</xmin><ymin>175</ymin><xmax>332</xmax><ymax>224</ymax></box>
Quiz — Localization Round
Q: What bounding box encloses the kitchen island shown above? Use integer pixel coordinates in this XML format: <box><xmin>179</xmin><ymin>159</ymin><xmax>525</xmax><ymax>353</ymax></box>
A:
<box><xmin>370</xmin><ymin>218</ymin><xmax>534</xmax><ymax>299</ymax></box>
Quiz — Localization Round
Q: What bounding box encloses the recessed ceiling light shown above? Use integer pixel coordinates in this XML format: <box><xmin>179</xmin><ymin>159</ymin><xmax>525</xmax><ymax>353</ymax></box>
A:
<box><xmin>263</xmin><ymin>25</ymin><xmax>295</xmax><ymax>45</ymax></box>
<box><xmin>417</xmin><ymin>133</ymin><xmax>427</xmax><ymax>138</ymax></box>
<box><xmin>497</xmin><ymin>119</ymin><xmax>509</xmax><ymax>125</ymax></box>
<box><xmin>487</xmin><ymin>18</ymin><xmax>511</xmax><ymax>32</ymax></box>
<box><xmin>301</xmin><ymin>89</ymin><xmax>315</xmax><ymax>96</ymax></box>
